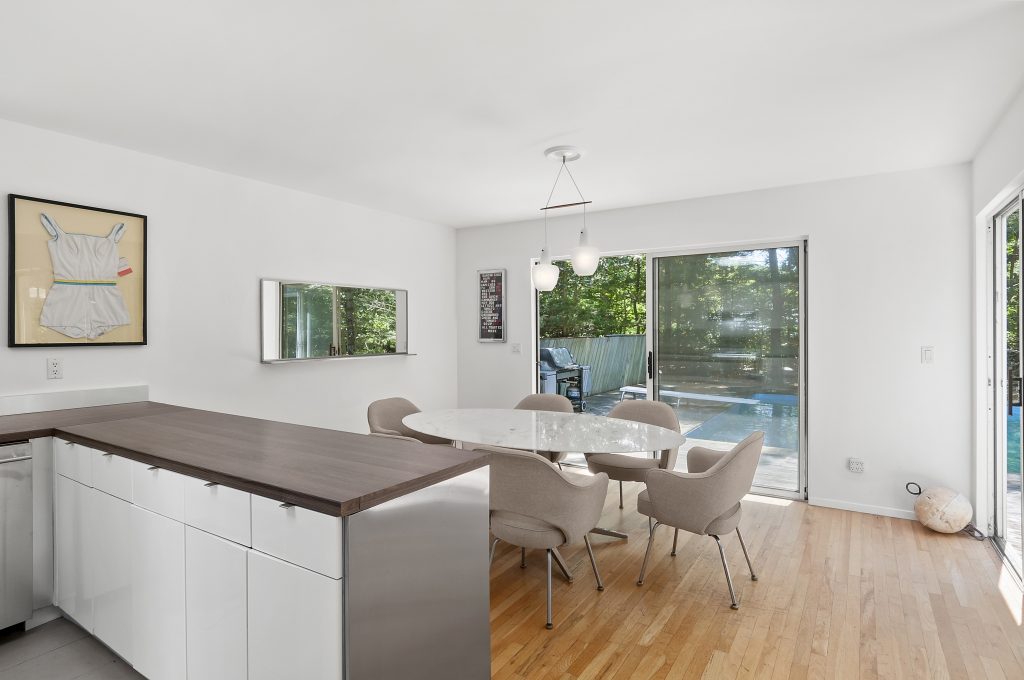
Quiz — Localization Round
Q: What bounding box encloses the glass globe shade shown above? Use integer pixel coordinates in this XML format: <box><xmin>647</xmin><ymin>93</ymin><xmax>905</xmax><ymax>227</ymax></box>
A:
<box><xmin>571</xmin><ymin>245</ymin><xmax>600</xmax><ymax>276</ymax></box>
<box><xmin>532</xmin><ymin>261</ymin><xmax>560</xmax><ymax>291</ymax></box>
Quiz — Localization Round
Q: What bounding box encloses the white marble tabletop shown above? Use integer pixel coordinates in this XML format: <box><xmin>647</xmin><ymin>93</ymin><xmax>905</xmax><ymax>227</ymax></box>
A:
<box><xmin>403</xmin><ymin>408</ymin><xmax>685</xmax><ymax>454</ymax></box>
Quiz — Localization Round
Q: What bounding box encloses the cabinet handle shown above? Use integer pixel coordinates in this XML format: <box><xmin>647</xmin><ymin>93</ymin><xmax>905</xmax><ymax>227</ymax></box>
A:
<box><xmin>102</xmin><ymin>453</ymin><xmax>113</xmax><ymax>457</ymax></box>
<box><xmin>279</xmin><ymin>502</ymin><xmax>295</xmax><ymax>509</ymax></box>
<box><xmin>147</xmin><ymin>466</ymin><xmax>159</xmax><ymax>472</ymax></box>
<box><xmin>204</xmin><ymin>482</ymin><xmax>218</xmax><ymax>488</ymax></box>
<box><xmin>64</xmin><ymin>441</ymin><xmax>74</xmax><ymax>446</ymax></box>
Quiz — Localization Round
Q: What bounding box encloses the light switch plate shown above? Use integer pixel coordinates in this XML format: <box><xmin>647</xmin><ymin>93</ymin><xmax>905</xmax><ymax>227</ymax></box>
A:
<box><xmin>920</xmin><ymin>346</ymin><xmax>934</xmax><ymax>364</ymax></box>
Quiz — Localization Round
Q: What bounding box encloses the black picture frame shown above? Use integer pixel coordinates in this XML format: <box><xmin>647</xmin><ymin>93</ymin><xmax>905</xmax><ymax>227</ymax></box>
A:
<box><xmin>8</xmin><ymin>194</ymin><xmax>148</xmax><ymax>347</ymax></box>
<box><xmin>478</xmin><ymin>268</ymin><xmax>506</xmax><ymax>342</ymax></box>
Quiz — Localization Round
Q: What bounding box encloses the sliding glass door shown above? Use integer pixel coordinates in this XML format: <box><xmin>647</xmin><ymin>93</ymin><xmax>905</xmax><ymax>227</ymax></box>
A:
<box><xmin>648</xmin><ymin>243</ymin><xmax>805</xmax><ymax>496</ymax></box>
<box><xmin>994</xmin><ymin>195</ymin><xmax>1023</xmax><ymax>576</ymax></box>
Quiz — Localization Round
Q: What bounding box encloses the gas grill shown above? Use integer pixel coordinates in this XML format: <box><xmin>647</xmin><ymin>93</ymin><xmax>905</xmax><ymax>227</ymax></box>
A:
<box><xmin>538</xmin><ymin>347</ymin><xmax>590</xmax><ymax>412</ymax></box>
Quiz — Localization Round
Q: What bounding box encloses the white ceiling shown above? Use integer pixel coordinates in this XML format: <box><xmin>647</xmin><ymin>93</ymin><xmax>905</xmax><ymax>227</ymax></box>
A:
<box><xmin>1</xmin><ymin>1</ymin><xmax>1023</xmax><ymax>227</ymax></box>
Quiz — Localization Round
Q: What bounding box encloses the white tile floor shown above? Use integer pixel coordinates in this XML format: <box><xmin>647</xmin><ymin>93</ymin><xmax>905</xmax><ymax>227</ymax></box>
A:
<box><xmin>0</xmin><ymin>618</ymin><xmax>141</xmax><ymax>680</ymax></box>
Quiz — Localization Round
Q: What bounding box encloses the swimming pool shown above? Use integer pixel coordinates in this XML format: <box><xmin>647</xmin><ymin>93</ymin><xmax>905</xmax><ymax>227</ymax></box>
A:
<box><xmin>685</xmin><ymin>393</ymin><xmax>799</xmax><ymax>450</ymax></box>
<box><xmin>1009</xmin><ymin>406</ymin><xmax>1021</xmax><ymax>475</ymax></box>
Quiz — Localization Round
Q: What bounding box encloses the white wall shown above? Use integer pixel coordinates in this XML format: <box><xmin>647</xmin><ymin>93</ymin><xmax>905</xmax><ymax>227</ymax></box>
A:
<box><xmin>0</xmin><ymin>119</ymin><xmax>457</xmax><ymax>433</ymax></box>
<box><xmin>974</xmin><ymin>83</ymin><xmax>1024</xmax><ymax>216</ymax></box>
<box><xmin>456</xmin><ymin>164</ymin><xmax>973</xmax><ymax>519</ymax></box>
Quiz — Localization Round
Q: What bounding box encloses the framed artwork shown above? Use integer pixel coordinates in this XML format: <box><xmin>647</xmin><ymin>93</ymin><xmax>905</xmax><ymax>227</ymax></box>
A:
<box><xmin>8</xmin><ymin>194</ymin><xmax>147</xmax><ymax>347</ymax></box>
<box><xmin>478</xmin><ymin>268</ymin><xmax>506</xmax><ymax>342</ymax></box>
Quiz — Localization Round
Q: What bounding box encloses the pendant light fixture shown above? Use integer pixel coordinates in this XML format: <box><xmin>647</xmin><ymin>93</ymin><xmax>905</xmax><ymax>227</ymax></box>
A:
<box><xmin>531</xmin><ymin>146</ymin><xmax>599</xmax><ymax>291</ymax></box>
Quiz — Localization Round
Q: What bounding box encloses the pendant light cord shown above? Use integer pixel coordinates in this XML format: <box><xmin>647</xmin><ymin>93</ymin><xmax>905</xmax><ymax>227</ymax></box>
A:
<box><xmin>543</xmin><ymin>157</ymin><xmax>589</xmax><ymax>250</ymax></box>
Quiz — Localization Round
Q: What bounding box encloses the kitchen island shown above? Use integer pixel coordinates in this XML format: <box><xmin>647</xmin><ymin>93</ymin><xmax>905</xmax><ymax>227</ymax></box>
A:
<box><xmin>0</xmin><ymin>402</ymin><xmax>491</xmax><ymax>680</ymax></box>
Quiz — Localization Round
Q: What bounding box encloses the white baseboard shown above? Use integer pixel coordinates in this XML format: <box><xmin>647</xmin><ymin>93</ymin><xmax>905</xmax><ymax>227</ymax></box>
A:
<box><xmin>0</xmin><ymin>385</ymin><xmax>149</xmax><ymax>417</ymax></box>
<box><xmin>808</xmin><ymin>496</ymin><xmax>916</xmax><ymax>521</ymax></box>
<box><xmin>25</xmin><ymin>605</ymin><xmax>61</xmax><ymax>630</ymax></box>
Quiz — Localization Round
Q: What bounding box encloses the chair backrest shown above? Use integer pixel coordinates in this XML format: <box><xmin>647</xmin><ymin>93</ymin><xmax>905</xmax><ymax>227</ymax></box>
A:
<box><xmin>515</xmin><ymin>393</ymin><xmax>574</xmax><ymax>413</ymax></box>
<box><xmin>366</xmin><ymin>397</ymin><xmax>450</xmax><ymax>446</ymax></box>
<box><xmin>607</xmin><ymin>399</ymin><xmax>681</xmax><ymax>469</ymax></box>
<box><xmin>487</xmin><ymin>446</ymin><xmax>607</xmax><ymax>545</ymax></box>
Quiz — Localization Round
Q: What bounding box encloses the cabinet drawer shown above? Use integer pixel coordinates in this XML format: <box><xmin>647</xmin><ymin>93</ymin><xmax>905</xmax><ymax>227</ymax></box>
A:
<box><xmin>131</xmin><ymin>461</ymin><xmax>185</xmax><ymax>521</ymax></box>
<box><xmin>92</xmin><ymin>452</ymin><xmax>132</xmax><ymax>502</ymax></box>
<box><xmin>55</xmin><ymin>439</ymin><xmax>95</xmax><ymax>486</ymax></box>
<box><xmin>184</xmin><ymin>477</ymin><xmax>251</xmax><ymax>546</ymax></box>
<box><xmin>251</xmin><ymin>496</ymin><xmax>343</xmax><ymax>579</ymax></box>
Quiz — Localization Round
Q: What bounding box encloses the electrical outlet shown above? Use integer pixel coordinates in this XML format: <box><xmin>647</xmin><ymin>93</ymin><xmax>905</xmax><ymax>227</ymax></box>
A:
<box><xmin>46</xmin><ymin>358</ymin><xmax>62</xmax><ymax>380</ymax></box>
<box><xmin>511</xmin><ymin>343</ymin><xmax>522</xmax><ymax>354</ymax></box>
<box><xmin>848</xmin><ymin>457</ymin><xmax>865</xmax><ymax>473</ymax></box>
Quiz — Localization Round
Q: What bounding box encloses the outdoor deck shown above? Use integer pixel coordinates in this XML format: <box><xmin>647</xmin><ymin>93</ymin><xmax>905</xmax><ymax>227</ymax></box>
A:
<box><xmin>570</xmin><ymin>387</ymin><xmax>800</xmax><ymax>492</ymax></box>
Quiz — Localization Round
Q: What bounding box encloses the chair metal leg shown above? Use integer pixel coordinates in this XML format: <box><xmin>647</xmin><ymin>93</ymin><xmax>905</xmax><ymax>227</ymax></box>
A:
<box><xmin>648</xmin><ymin>516</ymin><xmax>653</xmax><ymax>535</ymax></box>
<box><xmin>557</xmin><ymin>462</ymin><xmax>563</xmax><ymax>471</ymax></box>
<box><xmin>637</xmin><ymin>522</ymin><xmax>660</xmax><ymax>585</ymax></box>
<box><xmin>712</xmin><ymin>535</ymin><xmax>739</xmax><ymax>609</ymax></box>
<box><xmin>736</xmin><ymin>527</ymin><xmax>758</xmax><ymax>581</ymax></box>
<box><xmin>521</xmin><ymin>547</ymin><xmax>527</xmax><ymax>569</ymax></box>
<box><xmin>583</xmin><ymin>535</ymin><xmax>604</xmax><ymax>591</ymax></box>
<box><xmin>489</xmin><ymin>538</ymin><xmax>499</xmax><ymax>565</ymax></box>
<box><xmin>619</xmin><ymin>481</ymin><xmax>624</xmax><ymax>509</ymax></box>
<box><xmin>671</xmin><ymin>528</ymin><xmax>679</xmax><ymax>556</ymax></box>
<box><xmin>552</xmin><ymin>548</ymin><xmax>574</xmax><ymax>582</ymax></box>
<box><xmin>545</xmin><ymin>549</ymin><xmax>554</xmax><ymax>629</ymax></box>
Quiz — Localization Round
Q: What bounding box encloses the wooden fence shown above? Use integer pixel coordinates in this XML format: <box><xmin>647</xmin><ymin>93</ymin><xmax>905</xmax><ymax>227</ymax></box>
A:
<box><xmin>540</xmin><ymin>335</ymin><xmax>646</xmax><ymax>396</ymax></box>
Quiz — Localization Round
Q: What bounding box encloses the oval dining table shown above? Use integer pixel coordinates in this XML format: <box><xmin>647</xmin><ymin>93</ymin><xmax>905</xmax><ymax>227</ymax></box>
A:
<box><xmin>402</xmin><ymin>408</ymin><xmax>685</xmax><ymax>551</ymax></box>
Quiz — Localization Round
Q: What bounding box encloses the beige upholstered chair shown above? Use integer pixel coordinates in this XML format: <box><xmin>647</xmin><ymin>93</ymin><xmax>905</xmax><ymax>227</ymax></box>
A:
<box><xmin>636</xmin><ymin>431</ymin><xmax>765</xmax><ymax>609</ymax></box>
<box><xmin>484</xmin><ymin>446</ymin><xmax>608</xmax><ymax>629</ymax></box>
<box><xmin>514</xmin><ymin>394</ymin><xmax>574</xmax><ymax>466</ymax></box>
<box><xmin>585</xmin><ymin>400</ymin><xmax>682</xmax><ymax>508</ymax></box>
<box><xmin>366</xmin><ymin>397</ymin><xmax>452</xmax><ymax>446</ymax></box>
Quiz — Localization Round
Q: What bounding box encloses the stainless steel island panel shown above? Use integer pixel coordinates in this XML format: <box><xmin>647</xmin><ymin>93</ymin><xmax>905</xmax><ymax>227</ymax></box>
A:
<box><xmin>346</xmin><ymin>466</ymin><xmax>490</xmax><ymax>680</ymax></box>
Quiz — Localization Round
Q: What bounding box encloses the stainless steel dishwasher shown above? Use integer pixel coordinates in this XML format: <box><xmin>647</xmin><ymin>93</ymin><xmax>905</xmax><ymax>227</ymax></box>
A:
<box><xmin>0</xmin><ymin>441</ymin><xmax>32</xmax><ymax>631</ymax></box>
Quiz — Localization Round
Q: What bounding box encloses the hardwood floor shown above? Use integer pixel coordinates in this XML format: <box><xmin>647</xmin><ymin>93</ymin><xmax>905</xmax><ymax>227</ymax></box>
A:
<box><xmin>491</xmin><ymin>484</ymin><xmax>1024</xmax><ymax>679</ymax></box>
<box><xmin>4</xmin><ymin>484</ymin><xmax>1023</xmax><ymax>679</ymax></box>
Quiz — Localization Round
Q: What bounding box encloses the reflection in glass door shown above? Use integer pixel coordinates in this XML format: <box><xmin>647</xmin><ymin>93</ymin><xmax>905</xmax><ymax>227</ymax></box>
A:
<box><xmin>649</xmin><ymin>244</ymin><xmax>805</xmax><ymax>496</ymax></box>
<box><xmin>994</xmin><ymin>195</ymin><xmax>1023</xmax><ymax>577</ymax></box>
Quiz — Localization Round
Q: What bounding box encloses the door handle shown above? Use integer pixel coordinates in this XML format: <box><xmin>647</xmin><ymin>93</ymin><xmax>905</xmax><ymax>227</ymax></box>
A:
<box><xmin>647</xmin><ymin>351</ymin><xmax>654</xmax><ymax>380</ymax></box>
<box><xmin>1011</xmin><ymin>377</ymin><xmax>1022</xmax><ymax>415</ymax></box>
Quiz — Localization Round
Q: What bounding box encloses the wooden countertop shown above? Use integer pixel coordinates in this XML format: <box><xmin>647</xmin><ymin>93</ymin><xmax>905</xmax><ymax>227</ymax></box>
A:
<box><xmin>0</xmin><ymin>402</ymin><xmax>489</xmax><ymax>516</ymax></box>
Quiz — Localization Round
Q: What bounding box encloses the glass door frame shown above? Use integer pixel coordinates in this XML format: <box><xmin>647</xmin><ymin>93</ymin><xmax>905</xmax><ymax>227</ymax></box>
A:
<box><xmin>645</xmin><ymin>239</ymin><xmax>809</xmax><ymax>501</ymax></box>
<box><xmin>992</xmin><ymin>190</ymin><xmax>1023</xmax><ymax>573</ymax></box>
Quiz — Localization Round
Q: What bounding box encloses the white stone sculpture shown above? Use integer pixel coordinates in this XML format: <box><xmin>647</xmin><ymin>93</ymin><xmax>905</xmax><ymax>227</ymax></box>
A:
<box><xmin>909</xmin><ymin>483</ymin><xmax>973</xmax><ymax>534</ymax></box>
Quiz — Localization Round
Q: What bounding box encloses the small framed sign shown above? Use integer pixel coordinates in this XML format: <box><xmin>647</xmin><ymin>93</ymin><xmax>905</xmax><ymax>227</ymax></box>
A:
<box><xmin>478</xmin><ymin>268</ymin><xmax>506</xmax><ymax>342</ymax></box>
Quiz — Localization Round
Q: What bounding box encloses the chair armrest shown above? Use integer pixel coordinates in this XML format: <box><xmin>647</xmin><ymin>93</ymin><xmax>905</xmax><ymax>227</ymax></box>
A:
<box><xmin>369</xmin><ymin>432</ymin><xmax>421</xmax><ymax>443</ymax></box>
<box><xmin>371</xmin><ymin>426</ymin><xmax>405</xmax><ymax>437</ymax></box>
<box><xmin>686</xmin><ymin>446</ymin><xmax>726</xmax><ymax>474</ymax></box>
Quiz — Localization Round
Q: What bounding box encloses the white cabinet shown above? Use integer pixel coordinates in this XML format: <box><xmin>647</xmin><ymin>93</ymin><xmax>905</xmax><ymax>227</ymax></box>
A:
<box><xmin>185</xmin><ymin>527</ymin><xmax>247</xmax><ymax>680</ymax></box>
<box><xmin>55</xmin><ymin>438</ymin><xmax>94</xmax><ymax>486</ymax></box>
<box><xmin>184</xmin><ymin>477</ymin><xmax>251</xmax><ymax>546</ymax></box>
<box><xmin>248</xmin><ymin>549</ymin><xmax>343</xmax><ymax>680</ymax></box>
<box><xmin>91</xmin><ymin>489</ymin><xmax>133</xmax><ymax>662</ymax></box>
<box><xmin>131</xmin><ymin>505</ymin><xmax>186</xmax><ymax>680</ymax></box>
<box><xmin>251</xmin><ymin>495</ymin><xmax>343</xmax><ymax>578</ymax></box>
<box><xmin>54</xmin><ymin>474</ymin><xmax>94</xmax><ymax>631</ymax></box>
<box><xmin>131</xmin><ymin>461</ymin><xmax>185</xmax><ymax>521</ymax></box>
<box><xmin>93</xmin><ymin>451</ymin><xmax>133</xmax><ymax>502</ymax></box>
